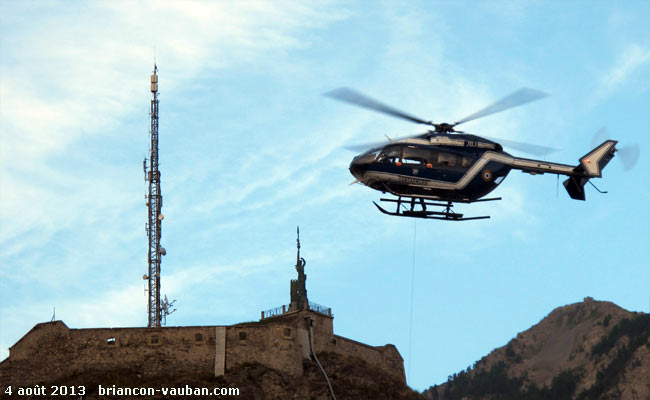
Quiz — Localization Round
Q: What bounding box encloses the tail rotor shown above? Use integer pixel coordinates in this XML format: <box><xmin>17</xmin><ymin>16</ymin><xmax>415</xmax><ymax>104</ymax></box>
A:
<box><xmin>618</xmin><ymin>143</ymin><xmax>640</xmax><ymax>171</ymax></box>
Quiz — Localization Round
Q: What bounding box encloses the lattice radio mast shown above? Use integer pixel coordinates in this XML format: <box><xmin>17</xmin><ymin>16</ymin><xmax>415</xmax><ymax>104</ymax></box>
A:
<box><xmin>143</xmin><ymin>64</ymin><xmax>175</xmax><ymax>327</ymax></box>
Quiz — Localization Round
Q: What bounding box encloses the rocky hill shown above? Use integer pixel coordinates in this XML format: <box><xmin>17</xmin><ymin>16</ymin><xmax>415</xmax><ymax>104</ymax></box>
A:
<box><xmin>5</xmin><ymin>298</ymin><xmax>647</xmax><ymax>399</ymax></box>
<box><xmin>3</xmin><ymin>351</ymin><xmax>425</xmax><ymax>400</ymax></box>
<box><xmin>423</xmin><ymin>297</ymin><xmax>650</xmax><ymax>400</ymax></box>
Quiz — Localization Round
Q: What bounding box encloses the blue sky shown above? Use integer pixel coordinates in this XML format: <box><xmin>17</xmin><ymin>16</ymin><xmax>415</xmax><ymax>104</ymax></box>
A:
<box><xmin>1</xmin><ymin>0</ymin><xmax>649</xmax><ymax>391</ymax></box>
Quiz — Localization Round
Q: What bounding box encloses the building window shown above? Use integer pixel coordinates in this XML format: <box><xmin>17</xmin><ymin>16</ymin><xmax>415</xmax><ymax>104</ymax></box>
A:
<box><xmin>151</xmin><ymin>335</ymin><xmax>159</xmax><ymax>344</ymax></box>
<box><xmin>239</xmin><ymin>332</ymin><xmax>247</xmax><ymax>340</ymax></box>
<box><xmin>284</xmin><ymin>328</ymin><xmax>291</xmax><ymax>337</ymax></box>
<box><xmin>195</xmin><ymin>333</ymin><xmax>203</xmax><ymax>342</ymax></box>
<box><xmin>106</xmin><ymin>337</ymin><xmax>116</xmax><ymax>345</ymax></box>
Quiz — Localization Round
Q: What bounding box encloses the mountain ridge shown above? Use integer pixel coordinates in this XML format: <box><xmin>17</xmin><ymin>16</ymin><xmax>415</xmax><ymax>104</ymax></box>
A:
<box><xmin>424</xmin><ymin>297</ymin><xmax>650</xmax><ymax>400</ymax></box>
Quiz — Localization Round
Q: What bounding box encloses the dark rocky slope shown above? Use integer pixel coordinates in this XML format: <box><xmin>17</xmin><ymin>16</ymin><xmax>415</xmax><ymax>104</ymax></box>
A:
<box><xmin>424</xmin><ymin>298</ymin><xmax>650</xmax><ymax>400</ymax></box>
<box><xmin>4</xmin><ymin>351</ymin><xmax>425</xmax><ymax>400</ymax></box>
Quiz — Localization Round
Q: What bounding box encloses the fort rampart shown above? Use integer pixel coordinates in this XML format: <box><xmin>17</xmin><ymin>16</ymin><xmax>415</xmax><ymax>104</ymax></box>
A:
<box><xmin>0</xmin><ymin>310</ymin><xmax>404</xmax><ymax>387</ymax></box>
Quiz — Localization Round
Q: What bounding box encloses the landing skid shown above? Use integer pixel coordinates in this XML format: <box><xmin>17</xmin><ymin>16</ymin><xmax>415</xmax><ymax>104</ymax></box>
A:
<box><xmin>373</xmin><ymin>196</ymin><xmax>501</xmax><ymax>221</ymax></box>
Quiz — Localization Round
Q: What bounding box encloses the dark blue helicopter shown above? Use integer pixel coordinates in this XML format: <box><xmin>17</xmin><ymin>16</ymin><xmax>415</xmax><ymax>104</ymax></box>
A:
<box><xmin>326</xmin><ymin>87</ymin><xmax>627</xmax><ymax>221</ymax></box>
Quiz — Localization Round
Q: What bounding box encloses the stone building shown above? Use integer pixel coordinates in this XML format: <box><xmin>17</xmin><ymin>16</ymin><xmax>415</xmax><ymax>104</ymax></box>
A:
<box><xmin>0</xmin><ymin>230</ymin><xmax>405</xmax><ymax>388</ymax></box>
<box><xmin>0</xmin><ymin>310</ymin><xmax>404</xmax><ymax>387</ymax></box>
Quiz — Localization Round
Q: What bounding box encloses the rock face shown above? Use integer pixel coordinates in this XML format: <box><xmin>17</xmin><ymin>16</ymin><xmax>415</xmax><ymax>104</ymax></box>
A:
<box><xmin>424</xmin><ymin>297</ymin><xmax>650</xmax><ymax>400</ymax></box>
<box><xmin>0</xmin><ymin>351</ymin><xmax>424</xmax><ymax>400</ymax></box>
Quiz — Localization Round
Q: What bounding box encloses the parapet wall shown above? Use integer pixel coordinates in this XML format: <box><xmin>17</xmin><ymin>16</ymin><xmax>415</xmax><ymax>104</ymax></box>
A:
<box><xmin>328</xmin><ymin>335</ymin><xmax>405</xmax><ymax>378</ymax></box>
<box><xmin>1</xmin><ymin>321</ymin><xmax>221</xmax><ymax>385</ymax></box>
<box><xmin>0</xmin><ymin>310</ymin><xmax>405</xmax><ymax>387</ymax></box>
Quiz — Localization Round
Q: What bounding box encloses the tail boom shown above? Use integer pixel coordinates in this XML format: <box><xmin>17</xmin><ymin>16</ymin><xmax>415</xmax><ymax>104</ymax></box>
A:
<box><xmin>507</xmin><ymin>140</ymin><xmax>618</xmax><ymax>178</ymax></box>
<box><xmin>507</xmin><ymin>140</ymin><xmax>617</xmax><ymax>201</ymax></box>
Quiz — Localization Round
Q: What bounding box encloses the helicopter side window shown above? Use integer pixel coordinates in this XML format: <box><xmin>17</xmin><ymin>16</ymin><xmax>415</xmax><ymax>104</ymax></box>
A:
<box><xmin>437</xmin><ymin>151</ymin><xmax>457</xmax><ymax>167</ymax></box>
<box><xmin>461</xmin><ymin>156</ymin><xmax>475</xmax><ymax>169</ymax></box>
<box><xmin>402</xmin><ymin>146</ymin><xmax>428</xmax><ymax>166</ymax></box>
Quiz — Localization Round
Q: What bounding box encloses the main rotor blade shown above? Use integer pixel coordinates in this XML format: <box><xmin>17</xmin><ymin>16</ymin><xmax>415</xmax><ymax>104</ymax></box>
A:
<box><xmin>343</xmin><ymin>133</ymin><xmax>428</xmax><ymax>153</ymax></box>
<box><xmin>483</xmin><ymin>135</ymin><xmax>561</xmax><ymax>157</ymax></box>
<box><xmin>324</xmin><ymin>87</ymin><xmax>435</xmax><ymax>127</ymax></box>
<box><xmin>454</xmin><ymin>88</ymin><xmax>549</xmax><ymax>126</ymax></box>
<box><xmin>343</xmin><ymin>142</ymin><xmax>386</xmax><ymax>153</ymax></box>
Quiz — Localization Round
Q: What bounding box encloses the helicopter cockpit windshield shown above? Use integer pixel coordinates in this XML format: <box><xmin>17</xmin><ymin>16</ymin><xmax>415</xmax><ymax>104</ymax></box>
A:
<box><xmin>354</xmin><ymin>149</ymin><xmax>381</xmax><ymax>164</ymax></box>
<box><xmin>377</xmin><ymin>146</ymin><xmax>401</xmax><ymax>164</ymax></box>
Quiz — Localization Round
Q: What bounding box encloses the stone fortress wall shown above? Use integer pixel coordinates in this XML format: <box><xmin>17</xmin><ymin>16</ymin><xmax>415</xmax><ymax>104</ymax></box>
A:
<box><xmin>2</xmin><ymin>229</ymin><xmax>406</xmax><ymax>388</ymax></box>
<box><xmin>0</xmin><ymin>309</ymin><xmax>405</xmax><ymax>387</ymax></box>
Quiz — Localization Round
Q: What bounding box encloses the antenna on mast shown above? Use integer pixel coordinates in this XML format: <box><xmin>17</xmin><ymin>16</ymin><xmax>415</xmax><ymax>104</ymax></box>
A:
<box><xmin>144</xmin><ymin>63</ymin><xmax>175</xmax><ymax>327</ymax></box>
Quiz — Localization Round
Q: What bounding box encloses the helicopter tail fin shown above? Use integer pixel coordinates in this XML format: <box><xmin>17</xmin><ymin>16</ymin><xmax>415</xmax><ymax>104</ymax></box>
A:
<box><xmin>563</xmin><ymin>176</ymin><xmax>589</xmax><ymax>200</ymax></box>
<box><xmin>562</xmin><ymin>140</ymin><xmax>617</xmax><ymax>200</ymax></box>
<box><xmin>577</xmin><ymin>140</ymin><xmax>617</xmax><ymax>178</ymax></box>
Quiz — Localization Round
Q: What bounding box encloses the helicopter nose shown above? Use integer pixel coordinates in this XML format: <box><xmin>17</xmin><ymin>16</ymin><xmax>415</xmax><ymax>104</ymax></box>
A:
<box><xmin>349</xmin><ymin>158</ymin><xmax>368</xmax><ymax>179</ymax></box>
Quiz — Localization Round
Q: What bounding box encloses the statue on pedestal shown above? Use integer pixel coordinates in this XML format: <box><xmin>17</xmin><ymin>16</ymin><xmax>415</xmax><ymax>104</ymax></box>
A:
<box><xmin>290</xmin><ymin>226</ymin><xmax>308</xmax><ymax>311</ymax></box>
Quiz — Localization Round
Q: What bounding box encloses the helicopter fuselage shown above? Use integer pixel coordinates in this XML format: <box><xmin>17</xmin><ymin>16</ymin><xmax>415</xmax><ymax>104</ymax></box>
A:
<box><xmin>349</xmin><ymin>132</ymin><xmax>595</xmax><ymax>203</ymax></box>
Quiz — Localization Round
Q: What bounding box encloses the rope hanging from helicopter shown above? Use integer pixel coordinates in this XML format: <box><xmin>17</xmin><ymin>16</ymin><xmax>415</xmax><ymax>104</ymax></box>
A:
<box><xmin>407</xmin><ymin>219</ymin><xmax>416</xmax><ymax>382</ymax></box>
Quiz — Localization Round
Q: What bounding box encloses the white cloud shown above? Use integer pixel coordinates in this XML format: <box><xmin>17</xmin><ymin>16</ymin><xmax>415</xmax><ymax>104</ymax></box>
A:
<box><xmin>0</xmin><ymin>281</ymin><xmax>143</xmax><ymax>359</ymax></box>
<box><xmin>594</xmin><ymin>43</ymin><xmax>650</xmax><ymax>102</ymax></box>
<box><xmin>0</xmin><ymin>0</ymin><xmax>349</xmax><ymax>252</ymax></box>
<box><xmin>0</xmin><ymin>0</ymin><xmax>347</xmax><ymax>164</ymax></box>
<box><xmin>0</xmin><ymin>0</ymin><xmax>353</xmax><ymax>357</ymax></box>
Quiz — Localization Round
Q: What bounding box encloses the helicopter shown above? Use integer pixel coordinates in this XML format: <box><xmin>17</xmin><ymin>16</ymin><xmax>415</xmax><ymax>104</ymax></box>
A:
<box><xmin>325</xmin><ymin>87</ymin><xmax>624</xmax><ymax>221</ymax></box>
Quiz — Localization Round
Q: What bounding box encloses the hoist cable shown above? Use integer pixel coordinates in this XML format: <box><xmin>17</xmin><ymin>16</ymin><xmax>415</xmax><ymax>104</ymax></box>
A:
<box><xmin>408</xmin><ymin>219</ymin><xmax>416</xmax><ymax>382</ymax></box>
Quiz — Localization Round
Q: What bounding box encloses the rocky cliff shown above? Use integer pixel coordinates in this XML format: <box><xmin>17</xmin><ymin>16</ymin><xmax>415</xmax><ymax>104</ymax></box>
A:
<box><xmin>424</xmin><ymin>297</ymin><xmax>650</xmax><ymax>400</ymax></box>
<box><xmin>3</xmin><ymin>351</ymin><xmax>424</xmax><ymax>400</ymax></box>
